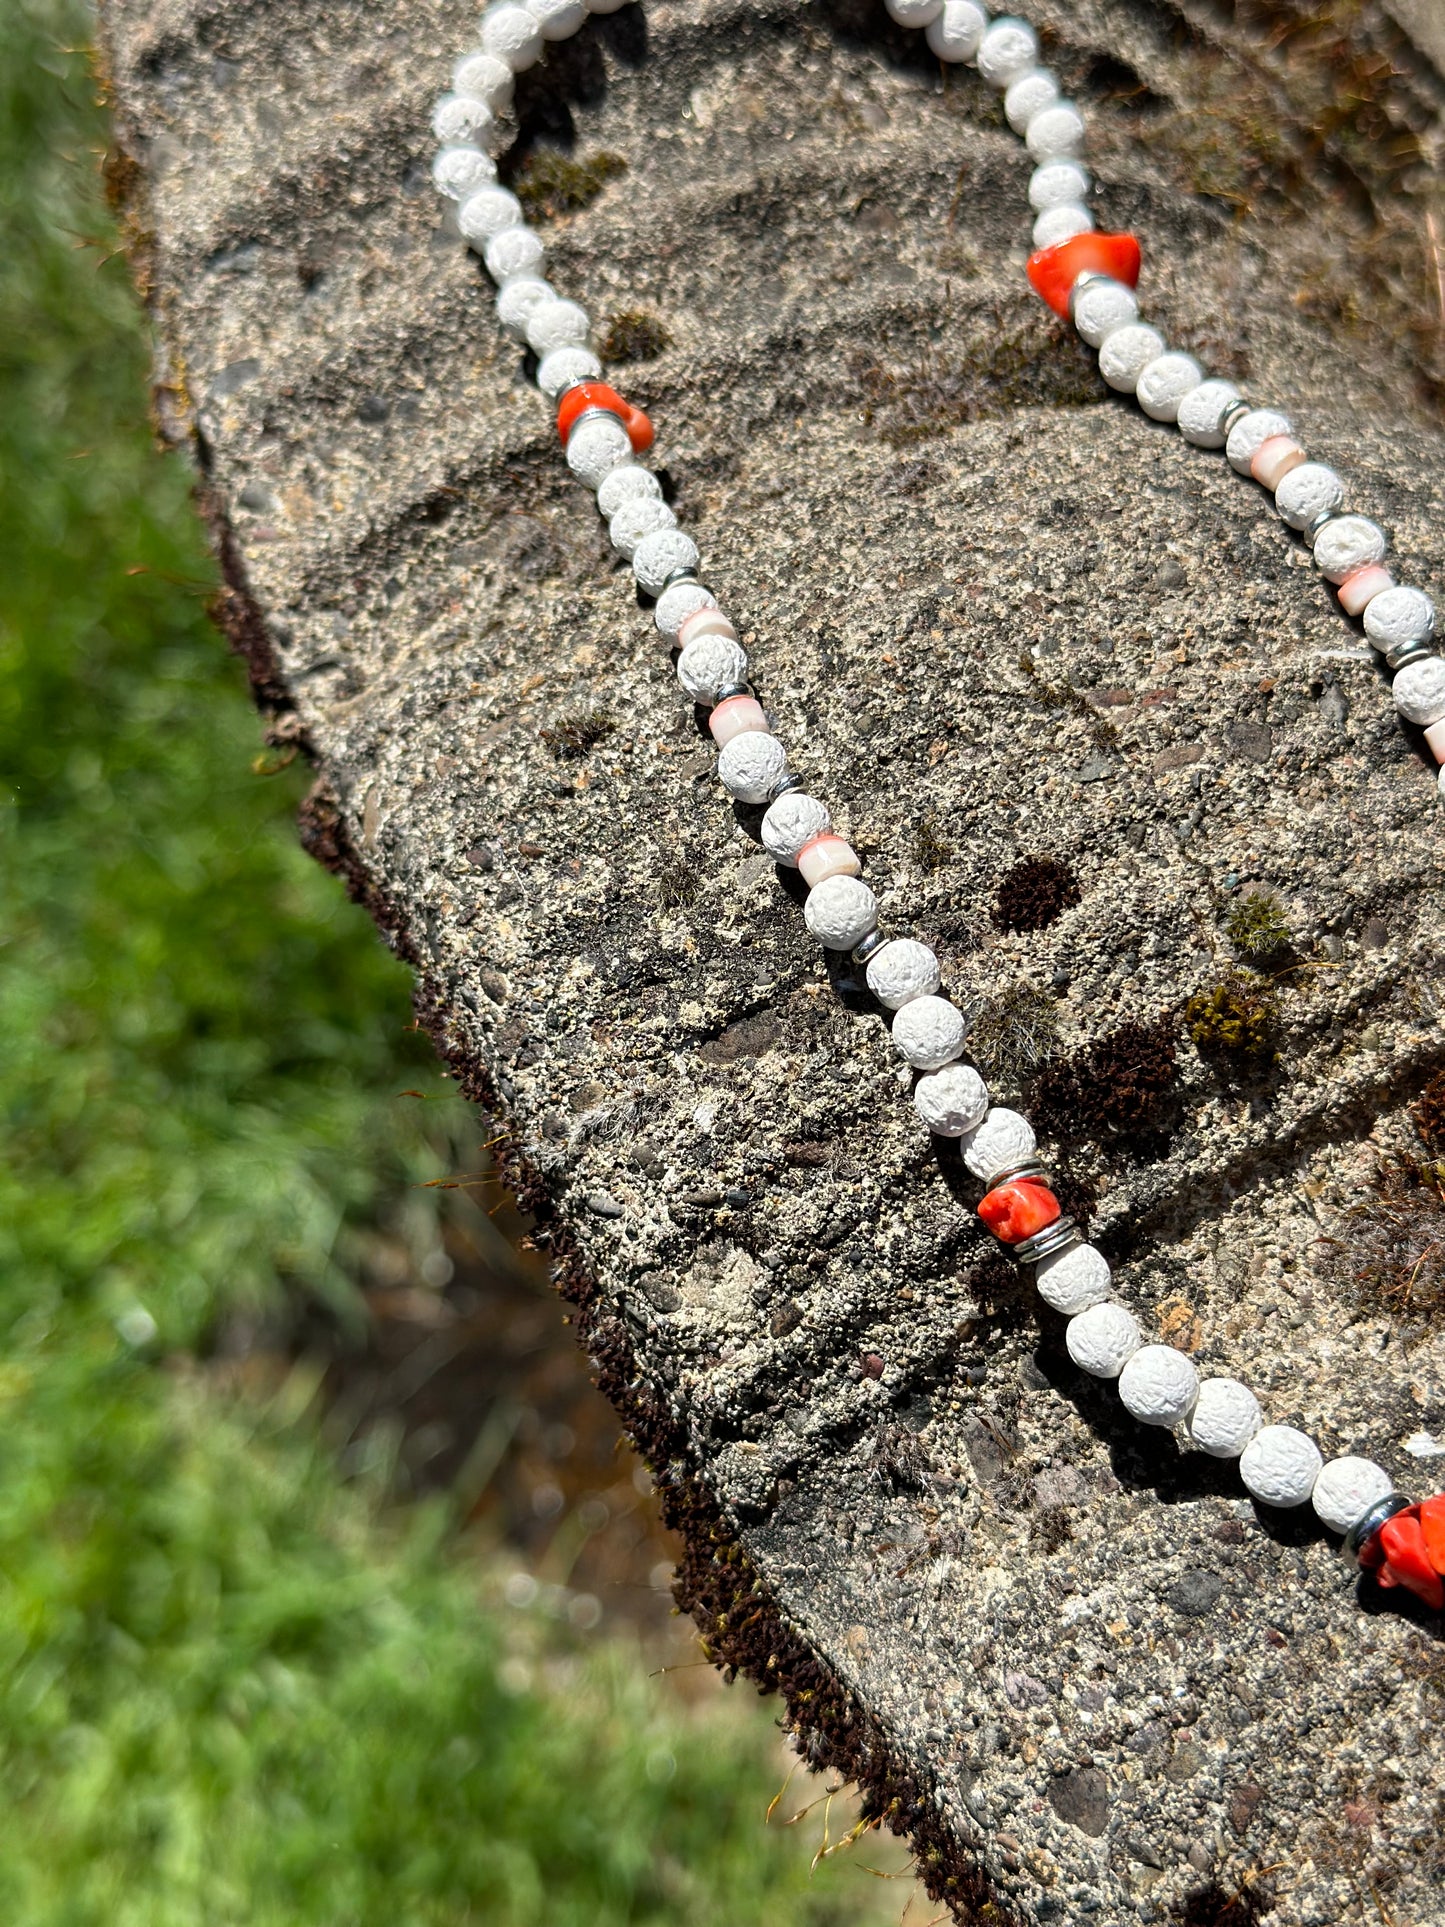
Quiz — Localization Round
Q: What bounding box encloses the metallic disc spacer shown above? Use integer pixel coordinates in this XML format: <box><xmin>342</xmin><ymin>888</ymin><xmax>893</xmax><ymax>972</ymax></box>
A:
<box><xmin>659</xmin><ymin>564</ymin><xmax>702</xmax><ymax>592</ymax></box>
<box><xmin>713</xmin><ymin>680</ymin><xmax>751</xmax><ymax>703</ymax></box>
<box><xmin>1012</xmin><ymin>1214</ymin><xmax>1081</xmax><ymax>1267</ymax></box>
<box><xmin>983</xmin><ymin>1157</ymin><xmax>1051</xmax><ymax>1191</ymax></box>
<box><xmin>1304</xmin><ymin>507</ymin><xmax>1341</xmax><ymax>548</ymax></box>
<box><xmin>1344</xmin><ymin>1492</ymin><xmax>1413</xmax><ymax>1567</ymax></box>
<box><xmin>1383</xmin><ymin>637</ymin><xmax>1435</xmax><ymax>672</ymax></box>
<box><xmin>552</xmin><ymin>375</ymin><xmax>592</xmax><ymax>404</ymax></box>
<box><xmin>851</xmin><ymin>928</ymin><xmax>889</xmax><ymax>967</ymax></box>
<box><xmin>1219</xmin><ymin>397</ymin><xmax>1252</xmax><ymax>438</ymax></box>
<box><xmin>562</xmin><ymin>403</ymin><xmax>625</xmax><ymax>447</ymax></box>
<box><xmin>769</xmin><ymin>771</ymin><xmax>807</xmax><ymax>802</ymax></box>
<box><xmin>1066</xmin><ymin>269</ymin><xmax>1110</xmax><ymax>318</ymax></box>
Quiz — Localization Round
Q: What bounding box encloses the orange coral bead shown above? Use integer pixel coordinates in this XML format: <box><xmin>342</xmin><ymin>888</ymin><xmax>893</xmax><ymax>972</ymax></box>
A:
<box><xmin>1026</xmin><ymin>231</ymin><xmax>1142</xmax><ymax>319</ymax></box>
<box><xmin>1420</xmin><ymin>1492</ymin><xmax>1445</xmax><ymax>1576</ymax></box>
<box><xmin>556</xmin><ymin>382</ymin><xmax>654</xmax><ymax>453</ymax></box>
<box><xmin>977</xmin><ymin>1178</ymin><xmax>1061</xmax><ymax>1245</ymax></box>
<box><xmin>1377</xmin><ymin>1509</ymin><xmax>1445</xmax><ymax>1611</ymax></box>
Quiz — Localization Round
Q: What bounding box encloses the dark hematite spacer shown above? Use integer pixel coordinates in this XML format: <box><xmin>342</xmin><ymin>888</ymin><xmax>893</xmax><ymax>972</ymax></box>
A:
<box><xmin>851</xmin><ymin>929</ymin><xmax>888</xmax><ymax>966</ymax></box>
<box><xmin>1012</xmin><ymin>1215</ymin><xmax>1081</xmax><ymax>1267</ymax></box>
<box><xmin>1219</xmin><ymin>397</ymin><xmax>1252</xmax><ymax>439</ymax></box>
<box><xmin>1304</xmin><ymin>507</ymin><xmax>1341</xmax><ymax>548</ymax></box>
<box><xmin>713</xmin><ymin>681</ymin><xmax>751</xmax><ymax>702</ymax></box>
<box><xmin>1383</xmin><ymin>637</ymin><xmax>1435</xmax><ymax>672</ymax></box>
<box><xmin>768</xmin><ymin>771</ymin><xmax>807</xmax><ymax>802</ymax></box>
<box><xmin>1344</xmin><ymin>1492</ymin><xmax>1413</xmax><ymax>1566</ymax></box>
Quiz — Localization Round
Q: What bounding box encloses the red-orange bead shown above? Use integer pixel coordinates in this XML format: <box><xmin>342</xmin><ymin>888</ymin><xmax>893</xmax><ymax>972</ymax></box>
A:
<box><xmin>556</xmin><ymin>381</ymin><xmax>654</xmax><ymax>453</ymax></box>
<box><xmin>1420</xmin><ymin>1492</ymin><xmax>1445</xmax><ymax>1576</ymax></box>
<box><xmin>977</xmin><ymin>1178</ymin><xmax>1061</xmax><ymax>1245</ymax></box>
<box><xmin>1377</xmin><ymin>1508</ymin><xmax>1445</xmax><ymax>1612</ymax></box>
<box><xmin>1026</xmin><ymin>230</ymin><xmax>1142</xmax><ymax>319</ymax></box>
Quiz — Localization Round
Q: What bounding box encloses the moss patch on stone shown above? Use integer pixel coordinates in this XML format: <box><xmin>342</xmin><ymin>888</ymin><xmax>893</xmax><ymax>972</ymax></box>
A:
<box><xmin>514</xmin><ymin>148</ymin><xmax>627</xmax><ymax>221</ymax></box>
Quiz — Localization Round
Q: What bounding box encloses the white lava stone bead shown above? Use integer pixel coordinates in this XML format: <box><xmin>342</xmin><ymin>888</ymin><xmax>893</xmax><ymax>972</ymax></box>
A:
<box><xmin>1005</xmin><ymin>69</ymin><xmax>1059</xmax><ymax>132</ymax></box>
<box><xmin>761</xmin><ymin>792</ymin><xmax>831</xmax><ymax>864</ymax></box>
<box><xmin>1098</xmin><ymin>323</ymin><xmax>1167</xmax><ymax>394</ymax></box>
<box><xmin>484</xmin><ymin>225</ymin><xmax>545</xmax><ymax>282</ymax></box>
<box><xmin>1176</xmin><ymin>378</ymin><xmax>1241</xmax><ymax>448</ymax></box>
<box><xmin>655</xmin><ymin>580</ymin><xmax>717</xmax><ymax>640</ymax></box>
<box><xmin>1067</xmin><ymin>1303</ymin><xmax>1141</xmax><ymax>1379</ymax></box>
<box><xmin>1136</xmin><ymin>352</ymin><xmax>1204</xmax><ymax>423</ymax></box>
<box><xmin>609</xmin><ymin>496</ymin><xmax>676</xmax><ymax>559</ymax></box>
<box><xmin>565</xmin><ymin>412</ymin><xmax>633</xmax><ymax>487</ymax></box>
<box><xmin>960</xmin><ymin>1107</ymin><xmax>1035</xmax><ymax>1182</ymax></box>
<box><xmin>1313</xmin><ymin>514</ymin><xmax>1387</xmax><ymax>584</ymax></box>
<box><xmin>865</xmin><ymin>938</ymin><xmax>940</xmax><ymax>1011</ymax></box>
<box><xmin>481</xmin><ymin>1</ymin><xmax>544</xmax><ymax>70</ymax></box>
<box><xmin>526</xmin><ymin>298</ymin><xmax>590</xmax><ymax>355</ymax></box>
<box><xmin>1364</xmin><ymin>585</ymin><xmax>1435</xmax><ymax>651</ymax></box>
<box><xmin>1119</xmin><ymin>1346</ymin><xmax>1199</xmax><ymax>1428</ymax></box>
<box><xmin>537</xmin><ymin>345</ymin><xmax>602</xmax><ymax>398</ymax></box>
<box><xmin>432</xmin><ymin>94</ymin><xmax>496</xmax><ymax>146</ymax></box>
<box><xmin>496</xmin><ymin>275</ymin><xmax>555</xmax><ymax>335</ymax></box>
<box><xmin>529</xmin><ymin>0</ymin><xmax>588</xmax><ymax>39</ymax></box>
<box><xmin>1239</xmin><ymin>1425</ymin><xmax>1322</xmax><ymax>1508</ymax></box>
<box><xmin>1273</xmin><ymin>461</ymin><xmax>1343</xmax><ymax>530</ymax></box>
<box><xmin>458</xmin><ymin>185</ymin><xmax>523</xmax><ymax>247</ymax></box>
<box><xmin>1025</xmin><ymin>102</ymin><xmax>1085</xmax><ymax>161</ymax></box>
<box><xmin>1029</xmin><ymin>159</ymin><xmax>1091</xmax><ymax>211</ymax></box>
<box><xmin>596</xmin><ymin>464</ymin><xmax>661</xmax><ymax>518</ymax></box>
<box><xmin>632</xmin><ymin>528</ymin><xmax>700</xmax><ymax>595</ymax></box>
<box><xmin>1187</xmin><ymin>1378</ymin><xmax>1262</xmax><ymax>1459</ymax></box>
<box><xmin>433</xmin><ymin>145</ymin><xmax>496</xmax><ymax>201</ymax></box>
<box><xmin>913</xmin><ymin>1062</ymin><xmax>989</xmax><ymax>1137</ymax></box>
<box><xmin>1311</xmin><ymin>1455</ymin><xmax>1394</xmax><ymax>1534</ymax></box>
<box><xmin>1392</xmin><ymin>656</ymin><xmax>1445</xmax><ymax>726</ymax></box>
<box><xmin>978</xmin><ymin>18</ymin><xmax>1038</xmax><ymax>86</ymax></box>
<box><xmin>1225</xmin><ymin>407</ymin><xmax>1292</xmax><ymax>475</ymax></box>
<box><xmin>1072</xmin><ymin>277</ymin><xmax>1137</xmax><ymax>348</ymax></box>
<box><xmin>804</xmin><ymin>876</ymin><xmax>878</xmax><ymax>950</ymax></box>
<box><xmin>1035</xmin><ymin>1242</ymin><xmax>1111</xmax><ymax>1316</ymax></box>
<box><xmin>677</xmin><ymin>634</ymin><xmax>748</xmax><ymax>706</ymax></box>
<box><xmin>890</xmin><ymin>995</ymin><xmax>968</xmax><ymax>1072</ymax></box>
<box><xmin>1032</xmin><ymin>204</ymin><xmax>1093</xmax><ymax>250</ymax></box>
<box><xmin>719</xmin><ymin>732</ymin><xmax>788</xmax><ymax>807</ymax></box>
<box><xmin>926</xmin><ymin>0</ymin><xmax>988</xmax><ymax>60</ymax></box>
<box><xmin>453</xmin><ymin>51</ymin><xmax>514</xmax><ymax>112</ymax></box>
<box><xmin>885</xmin><ymin>0</ymin><xmax>944</xmax><ymax>22</ymax></box>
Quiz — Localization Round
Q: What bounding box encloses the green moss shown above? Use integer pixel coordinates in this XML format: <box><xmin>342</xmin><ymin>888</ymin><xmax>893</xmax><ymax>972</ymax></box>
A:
<box><xmin>1223</xmin><ymin>888</ymin><xmax>1291</xmax><ymax>960</ymax></box>
<box><xmin>541</xmin><ymin>709</ymin><xmax>616</xmax><ymax>758</ymax></box>
<box><xmin>968</xmin><ymin>981</ymin><xmax>1058</xmax><ymax>1094</ymax></box>
<box><xmin>600</xmin><ymin>310</ymin><xmax>672</xmax><ymax>363</ymax></box>
<box><xmin>913</xmin><ymin>812</ymin><xmax>954</xmax><ymax>872</ymax></box>
<box><xmin>1185</xmin><ymin>971</ymin><xmax>1280</xmax><ymax>1064</ymax></box>
<box><xmin>514</xmin><ymin>149</ymin><xmax>627</xmax><ymax>222</ymax></box>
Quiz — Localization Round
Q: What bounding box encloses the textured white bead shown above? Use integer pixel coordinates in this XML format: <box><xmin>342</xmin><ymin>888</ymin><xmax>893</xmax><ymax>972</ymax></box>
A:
<box><xmin>1311</xmin><ymin>1456</ymin><xmax>1393</xmax><ymax>1534</ymax></box>
<box><xmin>537</xmin><ymin>345</ymin><xmax>602</xmax><ymax>398</ymax></box>
<box><xmin>596</xmin><ymin>465</ymin><xmax>661</xmax><ymax>519</ymax></box>
<box><xmin>913</xmin><ymin>1061</ymin><xmax>989</xmax><ymax>1137</ymax></box>
<box><xmin>528</xmin><ymin>0</ymin><xmax>588</xmax><ymax>39</ymax></box>
<box><xmin>496</xmin><ymin>275</ymin><xmax>556</xmax><ymax>335</ymax></box>
<box><xmin>761</xmin><ymin>792</ymin><xmax>831</xmax><ymax>864</ymax></box>
<box><xmin>481</xmin><ymin>1</ymin><xmax>544</xmax><ymax>70</ymax></box>
<box><xmin>453</xmin><ymin>51</ymin><xmax>514</xmax><ymax>113</ymax></box>
<box><xmin>1029</xmin><ymin>160</ymin><xmax>1091</xmax><ymax>211</ymax></box>
<box><xmin>654</xmin><ymin>581</ymin><xmax>717</xmax><ymax>640</ymax></box>
<box><xmin>677</xmin><ymin>634</ymin><xmax>748</xmax><ymax>706</ymax></box>
<box><xmin>885</xmin><ymin>0</ymin><xmax>944</xmax><ymax>22</ymax></box>
<box><xmin>1314</xmin><ymin>514</ymin><xmax>1387</xmax><ymax>584</ymax></box>
<box><xmin>1272</xmin><ymin>461</ymin><xmax>1343</xmax><ymax>530</ymax></box>
<box><xmin>565</xmin><ymin>413</ymin><xmax>633</xmax><ymax>487</ymax></box>
<box><xmin>632</xmin><ymin>529</ymin><xmax>700</xmax><ymax>595</ymax></box>
<box><xmin>926</xmin><ymin>0</ymin><xmax>988</xmax><ymax>60</ymax></box>
<box><xmin>1119</xmin><ymin>1346</ymin><xmax>1199</xmax><ymax>1428</ymax></box>
<box><xmin>1364</xmin><ymin>585</ymin><xmax>1435</xmax><ymax>651</ymax></box>
<box><xmin>458</xmin><ymin>185</ymin><xmax>523</xmax><ymax>247</ymax></box>
<box><xmin>960</xmin><ymin>1107</ymin><xmax>1035</xmax><ymax>1182</ymax></box>
<box><xmin>803</xmin><ymin>876</ymin><xmax>878</xmax><ymax>950</ymax></box>
<box><xmin>1004</xmin><ymin>69</ymin><xmax>1059</xmax><ymax>133</ymax></box>
<box><xmin>865</xmin><ymin>938</ymin><xmax>940</xmax><ymax>1011</ymax></box>
<box><xmin>1072</xmin><ymin>277</ymin><xmax>1137</xmax><ymax>348</ymax></box>
<box><xmin>609</xmin><ymin>496</ymin><xmax>676</xmax><ymax>559</ymax></box>
<box><xmin>1025</xmin><ymin>102</ymin><xmax>1085</xmax><ymax>160</ymax></box>
<box><xmin>526</xmin><ymin>298</ymin><xmax>590</xmax><ymax>355</ymax></box>
<box><xmin>1098</xmin><ymin>323</ymin><xmax>1167</xmax><ymax>394</ymax></box>
<box><xmin>1032</xmin><ymin>204</ymin><xmax>1093</xmax><ymax>250</ymax></box>
<box><xmin>1176</xmin><ymin>378</ymin><xmax>1241</xmax><ymax>448</ymax></box>
<box><xmin>1067</xmin><ymin>1303</ymin><xmax>1141</xmax><ymax>1379</ymax></box>
<box><xmin>890</xmin><ymin>995</ymin><xmax>968</xmax><ymax>1071</ymax></box>
<box><xmin>433</xmin><ymin>145</ymin><xmax>496</xmax><ymax>201</ymax></box>
<box><xmin>1187</xmin><ymin>1378</ymin><xmax>1262</xmax><ymax>1459</ymax></box>
<box><xmin>1225</xmin><ymin>408</ymin><xmax>1292</xmax><ymax>475</ymax></box>
<box><xmin>432</xmin><ymin>94</ymin><xmax>496</xmax><ymax>146</ymax></box>
<box><xmin>484</xmin><ymin>225</ymin><xmax>545</xmax><ymax>282</ymax></box>
<box><xmin>1239</xmin><ymin>1425</ymin><xmax>1322</xmax><ymax>1508</ymax></box>
<box><xmin>718</xmin><ymin>732</ymin><xmax>788</xmax><ymax>807</ymax></box>
<box><xmin>1135</xmin><ymin>352</ymin><xmax>1204</xmax><ymax>423</ymax></box>
<box><xmin>1392</xmin><ymin>656</ymin><xmax>1445</xmax><ymax>726</ymax></box>
<box><xmin>978</xmin><ymin>18</ymin><xmax>1038</xmax><ymax>86</ymax></box>
<box><xmin>1034</xmin><ymin>1242</ymin><xmax>1111</xmax><ymax>1316</ymax></box>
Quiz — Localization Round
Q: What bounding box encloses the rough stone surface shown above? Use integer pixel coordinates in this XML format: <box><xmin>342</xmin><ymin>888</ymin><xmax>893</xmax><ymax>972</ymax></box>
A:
<box><xmin>100</xmin><ymin>1</ymin><xmax>1445</xmax><ymax>1920</ymax></box>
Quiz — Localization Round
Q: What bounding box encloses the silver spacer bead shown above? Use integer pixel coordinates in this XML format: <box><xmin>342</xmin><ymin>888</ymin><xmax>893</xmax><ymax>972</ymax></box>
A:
<box><xmin>1304</xmin><ymin>507</ymin><xmax>1341</xmax><ymax>549</ymax></box>
<box><xmin>1012</xmin><ymin>1214</ymin><xmax>1081</xmax><ymax>1267</ymax></box>
<box><xmin>659</xmin><ymin>565</ymin><xmax>702</xmax><ymax>592</ymax></box>
<box><xmin>1383</xmin><ymin>637</ymin><xmax>1435</xmax><ymax>672</ymax></box>
<box><xmin>984</xmin><ymin>1157</ymin><xmax>1051</xmax><ymax>1191</ymax></box>
<box><xmin>850</xmin><ymin>928</ymin><xmax>888</xmax><ymax>966</ymax></box>
<box><xmin>713</xmin><ymin>680</ymin><xmax>750</xmax><ymax>702</ymax></box>
<box><xmin>1219</xmin><ymin>398</ymin><xmax>1252</xmax><ymax>438</ymax></box>
<box><xmin>553</xmin><ymin>375</ymin><xmax>593</xmax><ymax>404</ymax></box>
<box><xmin>769</xmin><ymin>771</ymin><xmax>807</xmax><ymax>801</ymax></box>
<box><xmin>562</xmin><ymin>403</ymin><xmax>623</xmax><ymax>447</ymax></box>
<box><xmin>1343</xmin><ymin>1492</ymin><xmax>1413</xmax><ymax>1567</ymax></box>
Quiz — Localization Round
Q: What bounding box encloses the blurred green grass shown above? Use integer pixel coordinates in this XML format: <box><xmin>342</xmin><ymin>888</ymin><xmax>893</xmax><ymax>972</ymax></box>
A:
<box><xmin>0</xmin><ymin>8</ymin><xmax>896</xmax><ymax>1921</ymax></box>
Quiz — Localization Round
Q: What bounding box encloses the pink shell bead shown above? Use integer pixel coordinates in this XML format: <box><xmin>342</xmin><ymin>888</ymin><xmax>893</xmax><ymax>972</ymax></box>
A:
<box><xmin>708</xmin><ymin>695</ymin><xmax>768</xmax><ymax>747</ymax></box>
<box><xmin>1250</xmin><ymin>435</ymin><xmax>1306</xmax><ymax>491</ymax></box>
<box><xmin>677</xmin><ymin>607</ymin><xmax>737</xmax><ymax>650</ymax></box>
<box><xmin>796</xmin><ymin>835</ymin><xmax>862</xmax><ymax>887</ymax></box>
<box><xmin>1425</xmin><ymin>718</ymin><xmax>1445</xmax><ymax>764</ymax></box>
<box><xmin>1337</xmin><ymin>565</ymin><xmax>1394</xmax><ymax>616</ymax></box>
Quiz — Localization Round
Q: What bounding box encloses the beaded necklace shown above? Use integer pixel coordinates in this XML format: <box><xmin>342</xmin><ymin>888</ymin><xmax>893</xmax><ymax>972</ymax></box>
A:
<box><xmin>427</xmin><ymin>0</ymin><xmax>1445</xmax><ymax>1613</ymax></box>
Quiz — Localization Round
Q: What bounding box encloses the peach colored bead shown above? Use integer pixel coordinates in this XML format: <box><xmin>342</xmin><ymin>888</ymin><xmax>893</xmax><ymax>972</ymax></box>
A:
<box><xmin>1250</xmin><ymin>435</ymin><xmax>1306</xmax><ymax>491</ymax></box>
<box><xmin>1337</xmin><ymin>565</ymin><xmax>1394</xmax><ymax>617</ymax></box>
<box><xmin>796</xmin><ymin>835</ymin><xmax>862</xmax><ymax>887</ymax></box>
<box><xmin>708</xmin><ymin>695</ymin><xmax>768</xmax><ymax>747</ymax></box>
<box><xmin>1425</xmin><ymin>718</ymin><xmax>1445</xmax><ymax>764</ymax></box>
<box><xmin>677</xmin><ymin>607</ymin><xmax>738</xmax><ymax>650</ymax></box>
